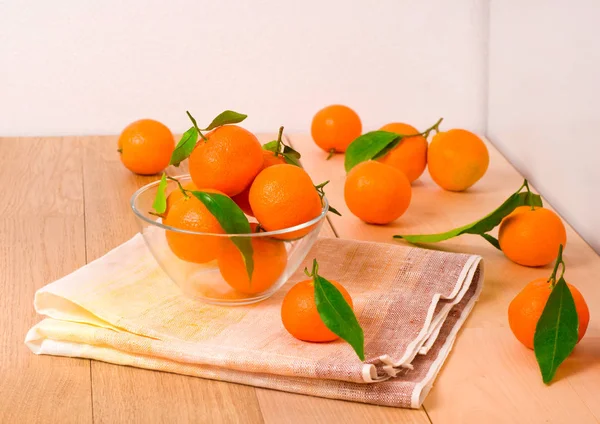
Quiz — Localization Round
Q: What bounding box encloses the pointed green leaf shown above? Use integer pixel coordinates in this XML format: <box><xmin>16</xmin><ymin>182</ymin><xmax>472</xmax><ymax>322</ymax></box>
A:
<box><xmin>263</xmin><ymin>140</ymin><xmax>302</xmax><ymax>167</ymax></box>
<box><xmin>262</xmin><ymin>140</ymin><xmax>279</xmax><ymax>152</ymax></box>
<box><xmin>344</xmin><ymin>131</ymin><xmax>402</xmax><ymax>172</ymax></box>
<box><xmin>283</xmin><ymin>154</ymin><xmax>301</xmax><ymax>167</ymax></box>
<box><xmin>203</xmin><ymin>110</ymin><xmax>247</xmax><ymax>131</ymax></box>
<box><xmin>283</xmin><ymin>145</ymin><xmax>301</xmax><ymax>160</ymax></box>
<box><xmin>534</xmin><ymin>277</ymin><xmax>579</xmax><ymax>384</ymax></box>
<box><xmin>314</xmin><ymin>272</ymin><xmax>364</xmax><ymax>360</ymax></box>
<box><xmin>152</xmin><ymin>173</ymin><xmax>168</xmax><ymax>214</ymax></box>
<box><xmin>372</xmin><ymin>137</ymin><xmax>403</xmax><ymax>160</ymax></box>
<box><xmin>282</xmin><ymin>146</ymin><xmax>302</xmax><ymax>166</ymax></box>
<box><xmin>523</xmin><ymin>190</ymin><xmax>544</xmax><ymax>208</ymax></box>
<box><xmin>394</xmin><ymin>191</ymin><xmax>543</xmax><ymax>244</ymax></box>
<box><xmin>328</xmin><ymin>205</ymin><xmax>342</xmax><ymax>217</ymax></box>
<box><xmin>170</xmin><ymin>127</ymin><xmax>199</xmax><ymax>166</ymax></box>
<box><xmin>190</xmin><ymin>191</ymin><xmax>254</xmax><ymax>280</ymax></box>
<box><xmin>480</xmin><ymin>233</ymin><xmax>501</xmax><ymax>250</ymax></box>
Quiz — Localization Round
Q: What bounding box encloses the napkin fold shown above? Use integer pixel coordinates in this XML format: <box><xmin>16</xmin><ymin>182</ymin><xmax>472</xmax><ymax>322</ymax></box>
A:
<box><xmin>25</xmin><ymin>235</ymin><xmax>483</xmax><ymax>408</ymax></box>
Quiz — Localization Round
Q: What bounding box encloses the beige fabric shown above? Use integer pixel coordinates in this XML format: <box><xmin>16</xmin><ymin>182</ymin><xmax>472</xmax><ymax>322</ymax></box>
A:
<box><xmin>25</xmin><ymin>235</ymin><xmax>483</xmax><ymax>408</ymax></box>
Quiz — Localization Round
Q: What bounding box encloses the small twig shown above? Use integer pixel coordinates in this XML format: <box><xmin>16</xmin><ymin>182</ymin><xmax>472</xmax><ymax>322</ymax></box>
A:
<box><xmin>166</xmin><ymin>176</ymin><xmax>190</xmax><ymax>199</ymax></box>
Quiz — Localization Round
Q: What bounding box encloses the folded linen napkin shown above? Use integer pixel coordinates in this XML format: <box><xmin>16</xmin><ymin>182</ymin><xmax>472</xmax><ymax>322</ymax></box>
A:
<box><xmin>25</xmin><ymin>235</ymin><xmax>483</xmax><ymax>408</ymax></box>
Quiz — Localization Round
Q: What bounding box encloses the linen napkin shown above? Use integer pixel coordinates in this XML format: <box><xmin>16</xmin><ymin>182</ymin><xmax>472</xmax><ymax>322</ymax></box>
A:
<box><xmin>25</xmin><ymin>235</ymin><xmax>483</xmax><ymax>408</ymax></box>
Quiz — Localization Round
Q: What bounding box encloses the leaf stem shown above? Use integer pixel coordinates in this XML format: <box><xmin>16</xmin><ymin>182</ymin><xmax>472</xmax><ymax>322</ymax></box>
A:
<box><xmin>420</xmin><ymin>117</ymin><xmax>444</xmax><ymax>139</ymax></box>
<box><xmin>522</xmin><ymin>179</ymin><xmax>537</xmax><ymax>210</ymax></box>
<box><xmin>187</xmin><ymin>110</ymin><xmax>208</xmax><ymax>142</ymax></box>
<box><xmin>548</xmin><ymin>244</ymin><xmax>566</xmax><ymax>288</ymax></box>
<box><xmin>327</xmin><ymin>149</ymin><xmax>336</xmax><ymax>160</ymax></box>
<box><xmin>166</xmin><ymin>175</ymin><xmax>190</xmax><ymax>199</ymax></box>
<box><xmin>314</xmin><ymin>180</ymin><xmax>329</xmax><ymax>201</ymax></box>
<box><xmin>274</xmin><ymin>126</ymin><xmax>285</xmax><ymax>156</ymax></box>
<box><xmin>304</xmin><ymin>259</ymin><xmax>319</xmax><ymax>278</ymax></box>
<box><xmin>392</xmin><ymin>117</ymin><xmax>443</xmax><ymax>140</ymax></box>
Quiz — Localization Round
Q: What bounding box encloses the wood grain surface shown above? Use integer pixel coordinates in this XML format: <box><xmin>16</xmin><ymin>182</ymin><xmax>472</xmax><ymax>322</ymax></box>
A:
<box><xmin>0</xmin><ymin>133</ymin><xmax>598</xmax><ymax>423</ymax></box>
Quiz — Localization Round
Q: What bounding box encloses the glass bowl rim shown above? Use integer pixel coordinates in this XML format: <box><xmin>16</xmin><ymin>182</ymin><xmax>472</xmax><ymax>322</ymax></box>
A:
<box><xmin>130</xmin><ymin>175</ymin><xmax>330</xmax><ymax>238</ymax></box>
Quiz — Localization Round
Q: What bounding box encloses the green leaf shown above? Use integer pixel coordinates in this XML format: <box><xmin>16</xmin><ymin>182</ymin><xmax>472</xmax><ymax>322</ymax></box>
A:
<box><xmin>190</xmin><ymin>191</ymin><xmax>254</xmax><ymax>279</ymax></box>
<box><xmin>152</xmin><ymin>173</ymin><xmax>168</xmax><ymax>214</ymax></box>
<box><xmin>282</xmin><ymin>155</ymin><xmax>301</xmax><ymax>167</ymax></box>
<box><xmin>534</xmin><ymin>277</ymin><xmax>579</xmax><ymax>384</ymax></box>
<box><xmin>282</xmin><ymin>145</ymin><xmax>302</xmax><ymax>167</ymax></box>
<box><xmin>283</xmin><ymin>145</ymin><xmax>301</xmax><ymax>160</ymax></box>
<box><xmin>262</xmin><ymin>140</ymin><xmax>279</xmax><ymax>152</ymax></box>
<box><xmin>328</xmin><ymin>205</ymin><xmax>342</xmax><ymax>217</ymax></box>
<box><xmin>394</xmin><ymin>191</ymin><xmax>543</xmax><ymax>244</ymax></box>
<box><xmin>372</xmin><ymin>137</ymin><xmax>402</xmax><ymax>160</ymax></box>
<box><xmin>283</xmin><ymin>154</ymin><xmax>301</xmax><ymax>167</ymax></box>
<box><xmin>170</xmin><ymin>127</ymin><xmax>199</xmax><ymax>166</ymax></box>
<box><xmin>263</xmin><ymin>140</ymin><xmax>302</xmax><ymax>167</ymax></box>
<box><xmin>314</xmin><ymin>272</ymin><xmax>365</xmax><ymax>361</ymax></box>
<box><xmin>344</xmin><ymin>131</ymin><xmax>402</xmax><ymax>172</ymax></box>
<box><xmin>203</xmin><ymin>110</ymin><xmax>247</xmax><ymax>131</ymax></box>
<box><xmin>480</xmin><ymin>233</ymin><xmax>501</xmax><ymax>250</ymax></box>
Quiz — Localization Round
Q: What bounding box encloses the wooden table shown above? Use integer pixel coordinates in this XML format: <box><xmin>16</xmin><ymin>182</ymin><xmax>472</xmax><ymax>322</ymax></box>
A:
<box><xmin>1</xmin><ymin>133</ymin><xmax>598</xmax><ymax>423</ymax></box>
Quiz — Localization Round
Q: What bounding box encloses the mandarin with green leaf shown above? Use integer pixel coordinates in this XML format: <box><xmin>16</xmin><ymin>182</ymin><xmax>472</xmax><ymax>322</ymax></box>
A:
<box><xmin>218</xmin><ymin>224</ymin><xmax>287</xmax><ymax>294</ymax></box>
<box><xmin>509</xmin><ymin>277</ymin><xmax>589</xmax><ymax>350</ymax></box>
<box><xmin>165</xmin><ymin>182</ymin><xmax>197</xmax><ymax>216</ymax></box>
<box><xmin>377</xmin><ymin>123</ymin><xmax>428</xmax><ymax>183</ymax></box>
<box><xmin>189</xmin><ymin>125</ymin><xmax>263</xmax><ymax>196</ymax></box>
<box><xmin>281</xmin><ymin>278</ymin><xmax>353</xmax><ymax>342</ymax></box>
<box><xmin>163</xmin><ymin>189</ymin><xmax>226</xmax><ymax>263</ymax></box>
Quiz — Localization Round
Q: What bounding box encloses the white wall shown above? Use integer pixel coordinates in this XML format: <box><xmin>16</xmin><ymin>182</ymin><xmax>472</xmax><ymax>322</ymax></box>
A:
<box><xmin>487</xmin><ymin>0</ymin><xmax>600</xmax><ymax>252</ymax></box>
<box><xmin>3</xmin><ymin>0</ymin><xmax>599</xmax><ymax>251</ymax></box>
<box><xmin>0</xmin><ymin>0</ymin><xmax>488</xmax><ymax>136</ymax></box>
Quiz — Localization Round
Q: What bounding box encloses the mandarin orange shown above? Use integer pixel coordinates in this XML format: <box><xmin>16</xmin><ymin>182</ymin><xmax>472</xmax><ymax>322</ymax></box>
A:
<box><xmin>508</xmin><ymin>277</ymin><xmax>589</xmax><ymax>349</ymax></box>
<box><xmin>377</xmin><ymin>122</ymin><xmax>427</xmax><ymax>183</ymax></box>
<box><xmin>189</xmin><ymin>125</ymin><xmax>263</xmax><ymax>196</ymax></box>
<box><xmin>232</xmin><ymin>150</ymin><xmax>286</xmax><ymax>217</ymax></box>
<box><xmin>344</xmin><ymin>160</ymin><xmax>412</xmax><ymax>224</ymax></box>
<box><xmin>118</xmin><ymin>119</ymin><xmax>175</xmax><ymax>175</ymax></box>
<box><xmin>218</xmin><ymin>224</ymin><xmax>287</xmax><ymax>295</ymax></box>
<box><xmin>281</xmin><ymin>279</ymin><xmax>353</xmax><ymax>342</ymax></box>
<box><xmin>427</xmin><ymin>129</ymin><xmax>489</xmax><ymax>191</ymax></box>
<box><xmin>499</xmin><ymin>206</ymin><xmax>567</xmax><ymax>267</ymax></box>
<box><xmin>311</xmin><ymin>105</ymin><xmax>362</xmax><ymax>156</ymax></box>
<box><xmin>163</xmin><ymin>189</ymin><xmax>226</xmax><ymax>263</ymax></box>
<box><xmin>165</xmin><ymin>182</ymin><xmax>197</xmax><ymax>216</ymax></box>
<box><xmin>249</xmin><ymin>164</ymin><xmax>322</xmax><ymax>239</ymax></box>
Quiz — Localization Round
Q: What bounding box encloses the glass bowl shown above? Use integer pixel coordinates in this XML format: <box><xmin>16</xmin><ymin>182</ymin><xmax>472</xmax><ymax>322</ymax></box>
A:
<box><xmin>130</xmin><ymin>175</ymin><xmax>328</xmax><ymax>306</ymax></box>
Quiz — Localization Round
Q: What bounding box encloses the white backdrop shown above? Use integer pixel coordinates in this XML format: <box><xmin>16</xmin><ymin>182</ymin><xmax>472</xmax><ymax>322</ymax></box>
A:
<box><xmin>2</xmin><ymin>0</ymin><xmax>599</xmax><ymax>252</ymax></box>
<box><xmin>487</xmin><ymin>0</ymin><xmax>600</xmax><ymax>252</ymax></box>
<box><xmin>0</xmin><ymin>0</ymin><xmax>488</xmax><ymax>136</ymax></box>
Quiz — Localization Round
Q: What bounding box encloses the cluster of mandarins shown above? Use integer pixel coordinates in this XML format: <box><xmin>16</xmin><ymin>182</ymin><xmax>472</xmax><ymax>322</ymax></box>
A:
<box><xmin>310</xmin><ymin>105</ymin><xmax>589</xmax><ymax>360</ymax></box>
<box><xmin>311</xmin><ymin>105</ymin><xmax>491</xmax><ymax>224</ymax></box>
<box><xmin>119</xmin><ymin>118</ymin><xmax>325</xmax><ymax>284</ymax></box>
<box><xmin>311</xmin><ymin>105</ymin><xmax>569</xmax><ymax>267</ymax></box>
<box><xmin>117</xmin><ymin>107</ymin><xmax>589</xmax><ymax>356</ymax></box>
<box><xmin>118</xmin><ymin>116</ymin><xmax>349</xmax><ymax>344</ymax></box>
